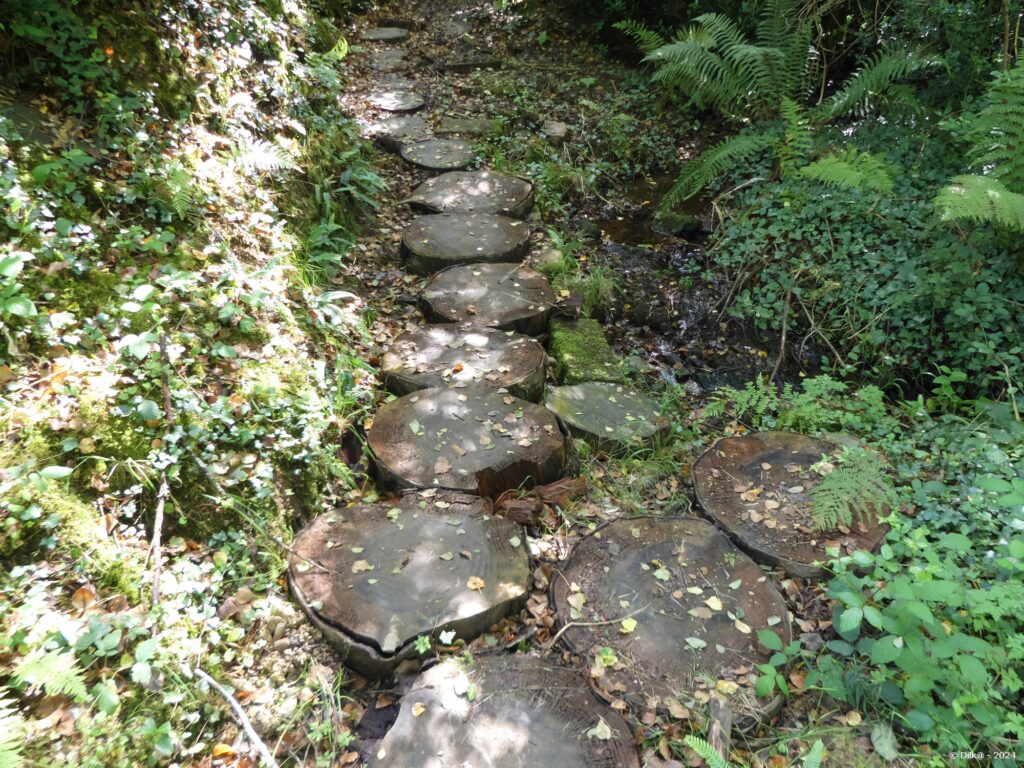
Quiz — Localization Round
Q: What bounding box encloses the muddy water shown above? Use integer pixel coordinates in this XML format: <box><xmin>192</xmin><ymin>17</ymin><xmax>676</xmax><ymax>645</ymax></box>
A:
<box><xmin>592</xmin><ymin>175</ymin><xmax>819</xmax><ymax>392</ymax></box>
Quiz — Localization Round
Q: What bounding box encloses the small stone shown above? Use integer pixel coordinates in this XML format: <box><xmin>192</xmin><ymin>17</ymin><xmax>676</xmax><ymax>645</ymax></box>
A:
<box><xmin>541</xmin><ymin>120</ymin><xmax>568</xmax><ymax>146</ymax></box>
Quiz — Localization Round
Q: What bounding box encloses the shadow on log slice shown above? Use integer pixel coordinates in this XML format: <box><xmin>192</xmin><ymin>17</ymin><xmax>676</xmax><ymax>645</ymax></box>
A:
<box><xmin>288</xmin><ymin>491</ymin><xmax>530</xmax><ymax>678</ymax></box>
<box><xmin>367</xmin><ymin>90</ymin><xmax>425</xmax><ymax>112</ymax></box>
<box><xmin>367</xmin><ymin>386</ymin><xmax>566</xmax><ymax>497</ymax></box>
<box><xmin>407</xmin><ymin>170</ymin><xmax>533</xmax><ymax>217</ymax></box>
<box><xmin>550</xmin><ymin>516</ymin><xmax>790</xmax><ymax>728</ymax></box>
<box><xmin>368</xmin><ymin>655</ymin><xmax>640</xmax><ymax>767</ymax></box>
<box><xmin>401</xmin><ymin>213</ymin><xmax>530</xmax><ymax>274</ymax></box>
<box><xmin>367</xmin><ymin>115</ymin><xmax>432</xmax><ymax>153</ymax></box>
<box><xmin>400</xmin><ymin>138</ymin><xmax>476</xmax><ymax>171</ymax></box>
<box><xmin>420</xmin><ymin>263</ymin><xmax>554</xmax><ymax>336</ymax></box>
<box><xmin>367</xmin><ymin>48</ymin><xmax>407</xmax><ymax>72</ymax></box>
<box><xmin>692</xmin><ymin>431</ymin><xmax>890</xmax><ymax>579</ymax></box>
<box><xmin>544</xmin><ymin>382</ymin><xmax>668</xmax><ymax>455</ymax></box>
<box><xmin>381</xmin><ymin>324</ymin><xmax>546</xmax><ymax>402</ymax></box>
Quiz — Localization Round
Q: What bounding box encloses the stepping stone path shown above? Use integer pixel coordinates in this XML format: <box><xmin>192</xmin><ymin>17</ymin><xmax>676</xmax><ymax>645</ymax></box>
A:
<box><xmin>367</xmin><ymin>386</ymin><xmax>565</xmax><ymax>497</ymax></box>
<box><xmin>290</xmin><ymin>16</ymin><xmax>815</xmax><ymax>762</ymax></box>
<box><xmin>367</xmin><ymin>90</ymin><xmax>425</xmax><ymax>112</ymax></box>
<box><xmin>289</xmin><ymin>491</ymin><xmax>529</xmax><ymax>677</ymax></box>
<box><xmin>399</xmin><ymin>137</ymin><xmax>476</xmax><ymax>171</ymax></box>
<box><xmin>361</xmin><ymin>27</ymin><xmax>409</xmax><ymax>42</ymax></box>
<box><xmin>421</xmin><ymin>263</ymin><xmax>554</xmax><ymax>335</ymax></box>
<box><xmin>401</xmin><ymin>212</ymin><xmax>530</xmax><ymax>274</ymax></box>
<box><xmin>368</xmin><ymin>115</ymin><xmax>432</xmax><ymax>152</ymax></box>
<box><xmin>544</xmin><ymin>381</ymin><xmax>667</xmax><ymax>454</ymax></box>
<box><xmin>381</xmin><ymin>324</ymin><xmax>547</xmax><ymax>401</ymax></box>
<box><xmin>408</xmin><ymin>170</ymin><xmax>534</xmax><ymax>217</ymax></box>
<box><xmin>373</xmin><ymin>655</ymin><xmax>640</xmax><ymax>767</ymax></box>
<box><xmin>693</xmin><ymin>431</ymin><xmax>890</xmax><ymax>578</ymax></box>
<box><xmin>551</xmin><ymin>517</ymin><xmax>792</xmax><ymax>723</ymax></box>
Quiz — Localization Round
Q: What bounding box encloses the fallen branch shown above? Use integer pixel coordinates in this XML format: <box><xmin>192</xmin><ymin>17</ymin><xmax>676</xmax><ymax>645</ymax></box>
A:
<box><xmin>544</xmin><ymin>603</ymin><xmax>651</xmax><ymax>653</ymax></box>
<box><xmin>769</xmin><ymin>290</ymin><xmax>791</xmax><ymax>383</ymax></box>
<box><xmin>194</xmin><ymin>667</ymin><xmax>279</xmax><ymax>768</ymax></box>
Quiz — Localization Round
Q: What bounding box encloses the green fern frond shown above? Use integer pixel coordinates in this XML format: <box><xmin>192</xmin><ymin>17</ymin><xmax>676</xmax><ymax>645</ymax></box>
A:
<box><xmin>230</xmin><ymin>138</ymin><xmax>296</xmax><ymax>175</ymax></box>
<box><xmin>662</xmin><ymin>131</ymin><xmax>776</xmax><ymax>208</ymax></box>
<box><xmin>757</xmin><ymin>0</ymin><xmax>810</xmax><ymax>100</ymax></box>
<box><xmin>778</xmin><ymin>97</ymin><xmax>812</xmax><ymax>175</ymax></box>
<box><xmin>695</xmin><ymin>12</ymin><xmax>747</xmax><ymax>52</ymax></box>
<box><xmin>823</xmin><ymin>52</ymin><xmax>928</xmax><ymax>118</ymax></box>
<box><xmin>324</xmin><ymin>35</ymin><xmax>349</xmax><ymax>62</ymax></box>
<box><xmin>798</xmin><ymin>149</ymin><xmax>895</xmax><ymax>193</ymax></box>
<box><xmin>967</xmin><ymin>60</ymin><xmax>1024</xmax><ymax>191</ymax></box>
<box><xmin>683</xmin><ymin>735</ymin><xmax>734</xmax><ymax>768</ymax></box>
<box><xmin>649</xmin><ymin>39</ymin><xmax>746</xmax><ymax>117</ymax></box>
<box><xmin>0</xmin><ymin>697</ymin><xmax>25</xmax><ymax>768</ymax></box>
<box><xmin>936</xmin><ymin>174</ymin><xmax>1024</xmax><ymax>230</ymax></box>
<box><xmin>612</xmin><ymin>20</ymin><xmax>666</xmax><ymax>54</ymax></box>
<box><xmin>802</xmin><ymin>740</ymin><xmax>826</xmax><ymax>768</ymax></box>
<box><xmin>13</xmin><ymin>650</ymin><xmax>88</xmax><ymax>701</ymax></box>
<box><xmin>810</xmin><ymin>449</ymin><xmax>896</xmax><ymax>531</ymax></box>
<box><xmin>165</xmin><ymin>166</ymin><xmax>198</xmax><ymax>220</ymax></box>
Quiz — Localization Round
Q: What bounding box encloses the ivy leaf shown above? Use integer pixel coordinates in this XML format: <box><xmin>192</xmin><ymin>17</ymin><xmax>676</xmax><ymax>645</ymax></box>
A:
<box><xmin>136</xmin><ymin>399</ymin><xmax>162</xmax><ymax>421</ymax></box>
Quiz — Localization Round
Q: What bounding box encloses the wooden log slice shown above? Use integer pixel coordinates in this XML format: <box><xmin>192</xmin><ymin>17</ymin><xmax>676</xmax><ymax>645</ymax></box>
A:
<box><xmin>401</xmin><ymin>213</ymin><xmax>530</xmax><ymax>274</ymax></box>
<box><xmin>692</xmin><ymin>431</ymin><xmax>891</xmax><ymax>579</ymax></box>
<box><xmin>421</xmin><ymin>263</ymin><xmax>554</xmax><ymax>336</ymax></box>
<box><xmin>370</xmin><ymin>655</ymin><xmax>640</xmax><ymax>767</ymax></box>
<box><xmin>367</xmin><ymin>387</ymin><xmax>565</xmax><ymax>497</ymax></box>
<box><xmin>367</xmin><ymin>49</ymin><xmax>407</xmax><ymax>71</ymax></box>
<box><xmin>436</xmin><ymin>117</ymin><xmax>503</xmax><ymax>137</ymax></box>
<box><xmin>367</xmin><ymin>90</ymin><xmax>425</xmax><ymax>112</ymax></box>
<box><xmin>408</xmin><ymin>170</ymin><xmax>534</xmax><ymax>217</ymax></box>
<box><xmin>551</xmin><ymin>517</ymin><xmax>792</xmax><ymax>725</ymax></box>
<box><xmin>289</xmin><ymin>491</ymin><xmax>529</xmax><ymax>678</ymax></box>
<box><xmin>381</xmin><ymin>324</ymin><xmax>546</xmax><ymax>402</ymax></box>
<box><xmin>400</xmin><ymin>138</ymin><xmax>476</xmax><ymax>171</ymax></box>
<box><xmin>362</xmin><ymin>27</ymin><xmax>409</xmax><ymax>42</ymax></box>
<box><xmin>367</xmin><ymin>115</ymin><xmax>432</xmax><ymax>153</ymax></box>
<box><xmin>544</xmin><ymin>382</ymin><xmax>667</xmax><ymax>454</ymax></box>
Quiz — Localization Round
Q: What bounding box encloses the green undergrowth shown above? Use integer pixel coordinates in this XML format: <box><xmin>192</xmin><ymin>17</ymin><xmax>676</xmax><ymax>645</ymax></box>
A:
<box><xmin>1</xmin><ymin>0</ymin><xmax>377</xmax><ymax>765</ymax></box>
<box><xmin>548</xmin><ymin>317</ymin><xmax>625</xmax><ymax>384</ymax></box>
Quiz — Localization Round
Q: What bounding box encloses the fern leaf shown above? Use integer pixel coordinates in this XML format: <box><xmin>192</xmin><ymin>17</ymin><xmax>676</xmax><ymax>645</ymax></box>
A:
<box><xmin>0</xmin><ymin>697</ymin><xmax>25</xmax><ymax>768</ymax></box>
<box><xmin>967</xmin><ymin>60</ymin><xmax>1024</xmax><ymax>191</ymax></box>
<box><xmin>810</xmin><ymin>449</ymin><xmax>896</xmax><ymax>531</ymax></box>
<box><xmin>823</xmin><ymin>52</ymin><xmax>928</xmax><ymax>118</ymax></box>
<box><xmin>662</xmin><ymin>131</ymin><xmax>776</xmax><ymax>208</ymax></box>
<box><xmin>613</xmin><ymin>20</ymin><xmax>665</xmax><ymax>54</ymax></box>
<box><xmin>936</xmin><ymin>174</ymin><xmax>1024</xmax><ymax>230</ymax></box>
<box><xmin>778</xmin><ymin>97</ymin><xmax>812</xmax><ymax>175</ymax></box>
<box><xmin>230</xmin><ymin>138</ymin><xmax>296</xmax><ymax>175</ymax></box>
<box><xmin>324</xmin><ymin>35</ymin><xmax>349</xmax><ymax>62</ymax></box>
<box><xmin>683</xmin><ymin>735</ymin><xmax>733</xmax><ymax>768</ymax></box>
<box><xmin>798</xmin><ymin>149</ymin><xmax>895</xmax><ymax>193</ymax></box>
<box><xmin>802</xmin><ymin>740</ymin><xmax>826</xmax><ymax>768</ymax></box>
<box><xmin>13</xmin><ymin>650</ymin><xmax>88</xmax><ymax>701</ymax></box>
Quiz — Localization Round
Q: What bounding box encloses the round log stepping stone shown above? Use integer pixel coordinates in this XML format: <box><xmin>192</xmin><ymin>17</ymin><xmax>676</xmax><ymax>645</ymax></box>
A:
<box><xmin>421</xmin><ymin>263</ymin><xmax>554</xmax><ymax>336</ymax></box>
<box><xmin>436</xmin><ymin>116</ymin><xmax>504</xmax><ymax>137</ymax></box>
<box><xmin>381</xmin><ymin>324</ymin><xmax>546</xmax><ymax>401</ymax></box>
<box><xmin>289</xmin><ymin>491</ymin><xmax>530</xmax><ymax>677</ymax></box>
<box><xmin>551</xmin><ymin>516</ymin><xmax>792</xmax><ymax>723</ymax></box>
<box><xmin>408</xmin><ymin>170</ymin><xmax>534</xmax><ymax>217</ymax></box>
<box><xmin>367</xmin><ymin>386</ymin><xmax>565</xmax><ymax>497</ymax></box>
<box><xmin>401</xmin><ymin>213</ymin><xmax>530</xmax><ymax>274</ymax></box>
<box><xmin>368</xmin><ymin>49</ymin><xmax>407</xmax><ymax>71</ymax></box>
<box><xmin>692</xmin><ymin>431</ymin><xmax>891</xmax><ymax>579</ymax></box>
<box><xmin>400</xmin><ymin>138</ymin><xmax>476</xmax><ymax>171</ymax></box>
<box><xmin>362</xmin><ymin>27</ymin><xmax>409</xmax><ymax>42</ymax></box>
<box><xmin>367</xmin><ymin>90</ymin><xmax>425</xmax><ymax>112</ymax></box>
<box><xmin>371</xmin><ymin>655</ymin><xmax>640</xmax><ymax>767</ymax></box>
<box><xmin>368</xmin><ymin>115</ymin><xmax>432</xmax><ymax>152</ymax></box>
<box><xmin>544</xmin><ymin>382</ymin><xmax>667</xmax><ymax>454</ymax></box>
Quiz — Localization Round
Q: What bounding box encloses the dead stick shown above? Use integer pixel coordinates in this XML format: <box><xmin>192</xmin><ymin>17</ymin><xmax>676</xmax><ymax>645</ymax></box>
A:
<box><xmin>769</xmin><ymin>290</ymin><xmax>791</xmax><ymax>383</ymax></box>
<box><xmin>150</xmin><ymin>332</ymin><xmax>175</xmax><ymax>611</ymax></box>
<box><xmin>708</xmin><ymin>696</ymin><xmax>733</xmax><ymax>763</ymax></box>
<box><xmin>194</xmin><ymin>667</ymin><xmax>279</xmax><ymax>768</ymax></box>
<box><xmin>544</xmin><ymin>603</ymin><xmax>651</xmax><ymax>653</ymax></box>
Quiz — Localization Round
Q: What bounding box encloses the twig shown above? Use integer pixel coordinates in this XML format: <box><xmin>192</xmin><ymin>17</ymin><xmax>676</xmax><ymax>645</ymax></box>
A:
<box><xmin>544</xmin><ymin>603</ymin><xmax>651</xmax><ymax>653</ymax></box>
<box><xmin>194</xmin><ymin>667</ymin><xmax>279</xmax><ymax>768</ymax></box>
<box><xmin>708</xmin><ymin>696</ymin><xmax>733</xmax><ymax>763</ymax></box>
<box><xmin>769</xmin><ymin>290</ymin><xmax>791</xmax><ymax>383</ymax></box>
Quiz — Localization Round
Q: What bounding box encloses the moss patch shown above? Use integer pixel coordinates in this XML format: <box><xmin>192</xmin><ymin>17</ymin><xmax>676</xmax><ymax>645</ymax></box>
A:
<box><xmin>548</xmin><ymin>318</ymin><xmax>624</xmax><ymax>384</ymax></box>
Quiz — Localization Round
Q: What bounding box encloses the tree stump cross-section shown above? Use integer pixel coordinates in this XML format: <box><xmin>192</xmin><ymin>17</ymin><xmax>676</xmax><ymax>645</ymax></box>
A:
<box><xmin>401</xmin><ymin>213</ymin><xmax>530</xmax><ymax>274</ymax></box>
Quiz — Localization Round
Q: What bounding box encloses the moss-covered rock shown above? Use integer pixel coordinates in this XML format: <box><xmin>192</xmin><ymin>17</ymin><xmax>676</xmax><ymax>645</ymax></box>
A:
<box><xmin>548</xmin><ymin>318</ymin><xmax>624</xmax><ymax>384</ymax></box>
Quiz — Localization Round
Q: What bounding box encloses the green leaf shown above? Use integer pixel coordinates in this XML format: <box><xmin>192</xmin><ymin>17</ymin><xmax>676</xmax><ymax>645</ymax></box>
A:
<box><xmin>136</xmin><ymin>399</ymin><xmax>162</xmax><ymax>421</ymax></box>
<box><xmin>3</xmin><ymin>296</ymin><xmax>37</xmax><ymax>317</ymax></box>
<box><xmin>91</xmin><ymin>681</ymin><xmax>120</xmax><ymax>715</ymax></box>
<box><xmin>903</xmin><ymin>709</ymin><xmax>934</xmax><ymax>733</ymax></box>
<box><xmin>754</xmin><ymin>673</ymin><xmax>775</xmax><ymax>698</ymax></box>
<box><xmin>40</xmin><ymin>466</ymin><xmax>74</xmax><ymax>480</ymax></box>
<box><xmin>134</xmin><ymin>637</ymin><xmax>158</xmax><ymax>663</ymax></box>
<box><xmin>870</xmin><ymin>723</ymin><xmax>899</xmax><ymax>762</ymax></box>
<box><xmin>870</xmin><ymin>636</ymin><xmax>902</xmax><ymax>665</ymax></box>
<box><xmin>837</xmin><ymin>606</ymin><xmax>863</xmax><ymax>639</ymax></box>
<box><xmin>757</xmin><ymin>629</ymin><xmax>783</xmax><ymax>651</ymax></box>
<box><xmin>130</xmin><ymin>661</ymin><xmax>152</xmax><ymax>686</ymax></box>
<box><xmin>957</xmin><ymin>654</ymin><xmax>988</xmax><ymax>686</ymax></box>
